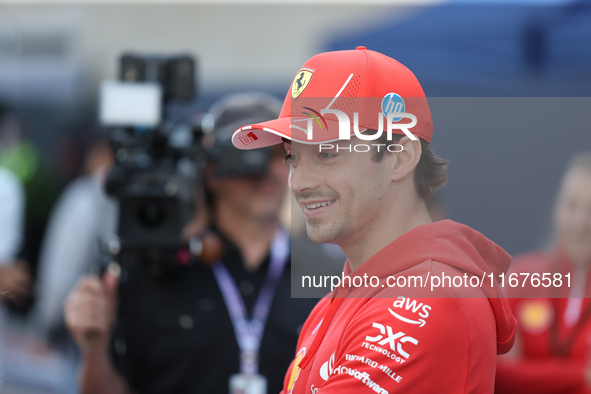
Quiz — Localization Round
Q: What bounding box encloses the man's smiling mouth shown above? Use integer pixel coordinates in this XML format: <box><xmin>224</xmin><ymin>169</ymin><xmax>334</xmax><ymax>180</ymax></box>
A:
<box><xmin>304</xmin><ymin>200</ymin><xmax>337</xmax><ymax>210</ymax></box>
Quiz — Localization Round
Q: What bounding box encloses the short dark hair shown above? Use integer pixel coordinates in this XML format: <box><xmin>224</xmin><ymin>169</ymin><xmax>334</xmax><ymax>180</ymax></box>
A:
<box><xmin>370</xmin><ymin>133</ymin><xmax>448</xmax><ymax>200</ymax></box>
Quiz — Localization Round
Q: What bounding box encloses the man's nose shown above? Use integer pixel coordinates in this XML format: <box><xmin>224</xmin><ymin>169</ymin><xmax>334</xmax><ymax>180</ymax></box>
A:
<box><xmin>289</xmin><ymin>158</ymin><xmax>320</xmax><ymax>196</ymax></box>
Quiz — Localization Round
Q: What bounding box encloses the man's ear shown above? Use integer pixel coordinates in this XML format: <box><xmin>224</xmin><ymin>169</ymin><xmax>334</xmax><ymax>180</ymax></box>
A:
<box><xmin>390</xmin><ymin>136</ymin><xmax>422</xmax><ymax>181</ymax></box>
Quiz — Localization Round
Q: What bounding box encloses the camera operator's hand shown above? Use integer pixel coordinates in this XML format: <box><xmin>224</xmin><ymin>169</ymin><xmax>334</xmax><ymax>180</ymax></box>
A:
<box><xmin>64</xmin><ymin>269</ymin><xmax>119</xmax><ymax>352</ymax></box>
<box><xmin>64</xmin><ymin>268</ymin><xmax>131</xmax><ymax>394</ymax></box>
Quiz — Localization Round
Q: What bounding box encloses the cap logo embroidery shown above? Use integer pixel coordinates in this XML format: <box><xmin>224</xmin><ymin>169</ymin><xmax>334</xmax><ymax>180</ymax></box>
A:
<box><xmin>382</xmin><ymin>93</ymin><xmax>405</xmax><ymax>122</ymax></box>
<box><xmin>291</xmin><ymin>68</ymin><xmax>314</xmax><ymax>100</ymax></box>
<box><xmin>239</xmin><ymin>131</ymin><xmax>258</xmax><ymax>146</ymax></box>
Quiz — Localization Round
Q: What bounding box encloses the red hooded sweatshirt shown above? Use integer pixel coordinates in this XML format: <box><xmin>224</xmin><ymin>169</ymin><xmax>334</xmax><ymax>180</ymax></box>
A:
<box><xmin>281</xmin><ymin>220</ymin><xmax>516</xmax><ymax>394</ymax></box>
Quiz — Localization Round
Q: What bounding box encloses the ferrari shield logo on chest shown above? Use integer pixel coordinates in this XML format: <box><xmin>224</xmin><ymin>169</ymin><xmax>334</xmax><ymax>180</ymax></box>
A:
<box><xmin>291</xmin><ymin>68</ymin><xmax>314</xmax><ymax>100</ymax></box>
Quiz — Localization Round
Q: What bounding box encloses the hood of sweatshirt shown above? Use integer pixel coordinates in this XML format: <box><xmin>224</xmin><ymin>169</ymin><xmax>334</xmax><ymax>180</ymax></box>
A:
<box><xmin>338</xmin><ymin>219</ymin><xmax>516</xmax><ymax>354</ymax></box>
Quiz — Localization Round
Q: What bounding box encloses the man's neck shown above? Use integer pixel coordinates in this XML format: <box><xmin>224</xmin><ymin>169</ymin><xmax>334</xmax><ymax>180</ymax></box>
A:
<box><xmin>215</xmin><ymin>204</ymin><xmax>277</xmax><ymax>272</ymax></box>
<box><xmin>340</xmin><ymin>196</ymin><xmax>432</xmax><ymax>272</ymax></box>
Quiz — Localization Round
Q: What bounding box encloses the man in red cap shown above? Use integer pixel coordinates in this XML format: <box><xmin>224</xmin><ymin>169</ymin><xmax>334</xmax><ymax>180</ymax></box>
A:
<box><xmin>232</xmin><ymin>47</ymin><xmax>516</xmax><ymax>393</ymax></box>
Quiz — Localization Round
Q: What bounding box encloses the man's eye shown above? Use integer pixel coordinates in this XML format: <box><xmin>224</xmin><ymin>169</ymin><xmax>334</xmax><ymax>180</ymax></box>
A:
<box><xmin>284</xmin><ymin>154</ymin><xmax>299</xmax><ymax>164</ymax></box>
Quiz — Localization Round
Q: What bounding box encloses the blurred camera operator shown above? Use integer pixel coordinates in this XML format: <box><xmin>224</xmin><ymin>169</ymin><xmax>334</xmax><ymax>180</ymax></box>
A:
<box><xmin>64</xmin><ymin>92</ymin><xmax>317</xmax><ymax>394</ymax></box>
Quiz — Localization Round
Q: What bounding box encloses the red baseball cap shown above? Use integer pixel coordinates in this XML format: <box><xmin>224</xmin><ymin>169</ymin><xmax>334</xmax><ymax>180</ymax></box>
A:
<box><xmin>232</xmin><ymin>47</ymin><xmax>433</xmax><ymax>150</ymax></box>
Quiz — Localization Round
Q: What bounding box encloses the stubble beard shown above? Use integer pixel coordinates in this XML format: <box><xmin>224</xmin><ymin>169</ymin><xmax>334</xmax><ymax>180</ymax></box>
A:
<box><xmin>297</xmin><ymin>190</ymin><xmax>344</xmax><ymax>243</ymax></box>
<box><xmin>305</xmin><ymin>214</ymin><xmax>351</xmax><ymax>245</ymax></box>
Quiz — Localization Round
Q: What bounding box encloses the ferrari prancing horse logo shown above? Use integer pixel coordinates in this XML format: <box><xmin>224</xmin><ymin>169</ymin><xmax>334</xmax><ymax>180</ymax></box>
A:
<box><xmin>291</xmin><ymin>68</ymin><xmax>314</xmax><ymax>100</ymax></box>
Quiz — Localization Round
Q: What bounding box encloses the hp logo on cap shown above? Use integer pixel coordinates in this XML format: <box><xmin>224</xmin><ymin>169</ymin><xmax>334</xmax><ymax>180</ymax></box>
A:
<box><xmin>382</xmin><ymin>93</ymin><xmax>405</xmax><ymax>122</ymax></box>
